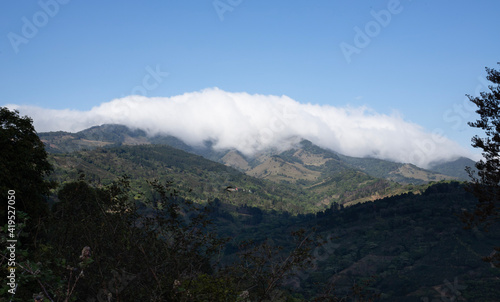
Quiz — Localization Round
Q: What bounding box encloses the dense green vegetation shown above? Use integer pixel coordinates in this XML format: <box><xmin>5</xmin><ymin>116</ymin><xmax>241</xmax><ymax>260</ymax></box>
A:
<box><xmin>47</xmin><ymin>144</ymin><xmax>415</xmax><ymax>214</ymax></box>
<box><xmin>213</xmin><ymin>181</ymin><xmax>500</xmax><ymax>301</ymax></box>
<box><xmin>47</xmin><ymin>144</ymin><xmax>319</xmax><ymax>213</ymax></box>
<box><xmin>464</xmin><ymin>63</ymin><xmax>500</xmax><ymax>268</ymax></box>
<box><xmin>3</xmin><ymin>106</ymin><xmax>500</xmax><ymax>301</ymax></box>
<box><xmin>39</xmin><ymin>124</ymin><xmax>472</xmax><ymax>183</ymax></box>
<box><xmin>0</xmin><ymin>108</ymin><xmax>55</xmax><ymax>223</ymax></box>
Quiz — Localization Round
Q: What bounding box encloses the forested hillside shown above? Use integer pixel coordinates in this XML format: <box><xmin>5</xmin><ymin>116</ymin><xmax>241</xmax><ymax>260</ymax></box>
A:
<box><xmin>42</xmin><ymin>142</ymin><xmax>499</xmax><ymax>301</ymax></box>
<box><xmin>48</xmin><ymin>144</ymin><xmax>314</xmax><ymax>213</ymax></box>
<box><xmin>47</xmin><ymin>144</ymin><xmax>418</xmax><ymax>213</ymax></box>
<box><xmin>4</xmin><ymin>108</ymin><xmax>497</xmax><ymax>301</ymax></box>
<box><xmin>40</xmin><ymin>124</ymin><xmax>476</xmax><ymax>214</ymax></box>
<box><xmin>213</xmin><ymin>181</ymin><xmax>500</xmax><ymax>301</ymax></box>
<box><xmin>39</xmin><ymin>124</ymin><xmax>469</xmax><ymax>184</ymax></box>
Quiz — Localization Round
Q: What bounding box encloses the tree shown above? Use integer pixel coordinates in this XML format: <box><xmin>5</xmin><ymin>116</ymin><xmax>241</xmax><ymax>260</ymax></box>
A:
<box><xmin>0</xmin><ymin>107</ymin><xmax>54</xmax><ymax>229</ymax></box>
<box><xmin>222</xmin><ymin>229</ymin><xmax>316</xmax><ymax>302</ymax></box>
<box><xmin>465</xmin><ymin>63</ymin><xmax>500</xmax><ymax>266</ymax></box>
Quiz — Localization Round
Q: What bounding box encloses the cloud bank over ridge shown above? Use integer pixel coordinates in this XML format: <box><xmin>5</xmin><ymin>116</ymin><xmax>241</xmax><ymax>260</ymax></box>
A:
<box><xmin>7</xmin><ymin>88</ymin><xmax>472</xmax><ymax>168</ymax></box>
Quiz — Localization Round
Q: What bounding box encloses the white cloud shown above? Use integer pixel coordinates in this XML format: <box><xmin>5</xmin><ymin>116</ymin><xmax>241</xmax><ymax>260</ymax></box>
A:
<box><xmin>6</xmin><ymin>88</ymin><xmax>473</xmax><ymax>168</ymax></box>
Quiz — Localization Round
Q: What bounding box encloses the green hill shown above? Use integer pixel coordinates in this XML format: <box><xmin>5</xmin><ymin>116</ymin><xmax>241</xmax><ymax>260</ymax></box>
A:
<box><xmin>337</xmin><ymin>153</ymin><xmax>458</xmax><ymax>184</ymax></box>
<box><xmin>39</xmin><ymin>124</ymin><xmax>464</xmax><ymax>186</ymax></box>
<box><xmin>48</xmin><ymin>144</ymin><xmax>313</xmax><ymax>213</ymax></box>
<box><xmin>214</xmin><ymin>181</ymin><xmax>500</xmax><ymax>301</ymax></box>
<box><xmin>38</xmin><ymin>125</ymin><xmax>499</xmax><ymax>301</ymax></box>
<box><xmin>48</xmin><ymin>144</ymin><xmax>418</xmax><ymax>213</ymax></box>
<box><xmin>42</xmin><ymin>126</ymin><xmax>420</xmax><ymax>209</ymax></box>
<box><xmin>428</xmin><ymin>157</ymin><xmax>477</xmax><ymax>180</ymax></box>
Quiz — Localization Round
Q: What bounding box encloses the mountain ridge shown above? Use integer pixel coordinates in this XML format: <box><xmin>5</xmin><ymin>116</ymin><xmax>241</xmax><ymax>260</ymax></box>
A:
<box><xmin>39</xmin><ymin>124</ymin><xmax>473</xmax><ymax>184</ymax></box>
<box><xmin>37</xmin><ymin>125</ymin><xmax>500</xmax><ymax>301</ymax></box>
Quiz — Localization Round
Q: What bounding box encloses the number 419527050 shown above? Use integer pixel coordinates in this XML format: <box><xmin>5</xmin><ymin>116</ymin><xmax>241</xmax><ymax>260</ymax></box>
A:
<box><xmin>7</xmin><ymin>190</ymin><xmax>16</xmax><ymax>239</ymax></box>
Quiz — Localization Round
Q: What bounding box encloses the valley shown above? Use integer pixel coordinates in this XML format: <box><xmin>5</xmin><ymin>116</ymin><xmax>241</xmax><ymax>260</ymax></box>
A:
<box><xmin>41</xmin><ymin>124</ymin><xmax>475</xmax><ymax>212</ymax></box>
<box><xmin>30</xmin><ymin>123</ymin><xmax>500</xmax><ymax>301</ymax></box>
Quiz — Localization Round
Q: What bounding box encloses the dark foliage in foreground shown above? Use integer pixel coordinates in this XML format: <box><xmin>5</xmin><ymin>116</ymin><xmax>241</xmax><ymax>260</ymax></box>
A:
<box><xmin>464</xmin><ymin>63</ymin><xmax>500</xmax><ymax>267</ymax></box>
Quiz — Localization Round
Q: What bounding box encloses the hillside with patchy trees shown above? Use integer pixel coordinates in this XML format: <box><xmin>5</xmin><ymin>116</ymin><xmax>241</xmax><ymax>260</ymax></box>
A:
<box><xmin>2</xmin><ymin>106</ymin><xmax>499</xmax><ymax>301</ymax></box>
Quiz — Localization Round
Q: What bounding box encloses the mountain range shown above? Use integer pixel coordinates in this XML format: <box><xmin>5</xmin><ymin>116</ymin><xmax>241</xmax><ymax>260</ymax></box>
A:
<box><xmin>36</xmin><ymin>124</ymin><xmax>500</xmax><ymax>301</ymax></box>
<box><xmin>39</xmin><ymin>124</ymin><xmax>476</xmax><ymax>212</ymax></box>
<box><xmin>39</xmin><ymin>124</ymin><xmax>475</xmax><ymax>181</ymax></box>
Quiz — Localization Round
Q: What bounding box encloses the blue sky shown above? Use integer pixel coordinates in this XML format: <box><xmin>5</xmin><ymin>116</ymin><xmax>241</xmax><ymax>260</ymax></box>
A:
<box><xmin>1</xmin><ymin>0</ymin><xmax>499</xmax><ymax>164</ymax></box>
